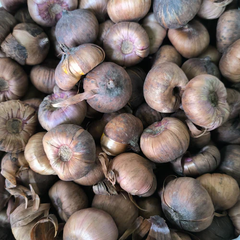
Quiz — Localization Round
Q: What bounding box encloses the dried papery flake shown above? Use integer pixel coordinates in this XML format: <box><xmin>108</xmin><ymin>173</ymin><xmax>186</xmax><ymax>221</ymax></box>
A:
<box><xmin>137</xmin><ymin>196</ymin><xmax>163</xmax><ymax>219</ymax></box>
<box><xmin>17</xmin><ymin>168</ymin><xmax>58</xmax><ymax>196</ymax></box>
<box><xmin>132</xmin><ymin>218</ymin><xmax>151</xmax><ymax>240</ymax></box>
<box><xmin>93</xmin><ymin>179</ymin><xmax>118</xmax><ymax>195</ymax></box>
<box><xmin>28</xmin><ymin>0</ymin><xmax>78</xmax><ymax>27</ymax></box>
<box><xmin>0</xmin><ymin>100</ymin><xmax>37</xmax><ymax>153</ymax></box>
<box><xmin>186</xmin><ymin>120</ymin><xmax>211</xmax><ymax>150</ymax></box>
<box><xmin>10</xmin><ymin>200</ymin><xmax>51</xmax><ymax>240</ymax></box>
<box><xmin>1</xmin><ymin>152</ymin><xmax>28</xmax><ymax>188</ymax></box>
<box><xmin>30</xmin><ymin>214</ymin><xmax>59</xmax><ymax>240</ymax></box>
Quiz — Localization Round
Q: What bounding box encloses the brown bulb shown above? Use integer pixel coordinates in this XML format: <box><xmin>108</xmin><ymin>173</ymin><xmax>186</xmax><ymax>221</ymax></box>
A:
<box><xmin>197</xmin><ymin>173</ymin><xmax>240</xmax><ymax>211</ymax></box>
<box><xmin>140</xmin><ymin>117</ymin><xmax>190</xmax><ymax>163</ymax></box>
<box><xmin>55</xmin><ymin>9</ymin><xmax>99</xmax><ymax>48</ymax></box>
<box><xmin>101</xmin><ymin>113</ymin><xmax>143</xmax><ymax>156</ymax></box>
<box><xmin>152</xmin><ymin>45</ymin><xmax>182</xmax><ymax>68</ymax></box>
<box><xmin>181</xmin><ymin>57</ymin><xmax>221</xmax><ymax>80</ymax></box>
<box><xmin>107</xmin><ymin>0</ymin><xmax>151</xmax><ymax>23</ymax></box>
<box><xmin>219</xmin><ymin>38</ymin><xmax>240</xmax><ymax>83</ymax></box>
<box><xmin>168</xmin><ymin>19</ymin><xmax>210</xmax><ymax>58</ymax></box>
<box><xmin>144</xmin><ymin>62</ymin><xmax>188</xmax><ymax>113</ymax></box>
<box><xmin>160</xmin><ymin>177</ymin><xmax>214</xmax><ymax>232</ymax></box>
<box><xmin>103</xmin><ymin>21</ymin><xmax>150</xmax><ymax>67</ymax></box>
<box><xmin>153</xmin><ymin>0</ymin><xmax>202</xmax><ymax>29</ymax></box>
<box><xmin>0</xmin><ymin>58</ymin><xmax>28</xmax><ymax>102</ymax></box>
<box><xmin>216</xmin><ymin>9</ymin><xmax>240</xmax><ymax>53</ymax></box>
<box><xmin>0</xmin><ymin>100</ymin><xmax>37</xmax><ymax>153</ymax></box>
<box><xmin>80</xmin><ymin>0</ymin><xmax>109</xmax><ymax>23</ymax></box>
<box><xmin>28</xmin><ymin>0</ymin><xmax>78</xmax><ymax>27</ymax></box>
<box><xmin>182</xmin><ymin>74</ymin><xmax>230</xmax><ymax>131</ymax></box>
<box><xmin>171</xmin><ymin>144</ymin><xmax>221</xmax><ymax>177</ymax></box>
<box><xmin>49</xmin><ymin>180</ymin><xmax>88</xmax><ymax>222</ymax></box>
